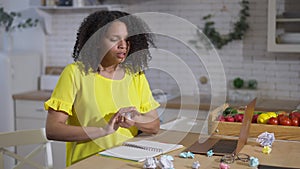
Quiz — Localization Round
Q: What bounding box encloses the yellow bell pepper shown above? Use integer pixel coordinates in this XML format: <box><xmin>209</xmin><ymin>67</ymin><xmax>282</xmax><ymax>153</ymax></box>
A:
<box><xmin>257</xmin><ymin>113</ymin><xmax>270</xmax><ymax>124</ymax></box>
<box><xmin>266</xmin><ymin>112</ymin><xmax>277</xmax><ymax>118</ymax></box>
<box><xmin>257</xmin><ymin>112</ymin><xmax>278</xmax><ymax>124</ymax></box>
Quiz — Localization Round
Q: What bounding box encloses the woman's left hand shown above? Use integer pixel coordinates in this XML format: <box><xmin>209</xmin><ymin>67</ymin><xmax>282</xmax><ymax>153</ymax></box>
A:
<box><xmin>117</xmin><ymin>107</ymin><xmax>141</xmax><ymax>128</ymax></box>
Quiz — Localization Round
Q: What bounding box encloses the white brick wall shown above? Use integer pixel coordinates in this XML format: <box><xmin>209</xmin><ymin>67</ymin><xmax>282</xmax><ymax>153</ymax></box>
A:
<box><xmin>44</xmin><ymin>0</ymin><xmax>300</xmax><ymax>100</ymax></box>
<box><xmin>45</xmin><ymin>11</ymin><xmax>89</xmax><ymax>66</ymax></box>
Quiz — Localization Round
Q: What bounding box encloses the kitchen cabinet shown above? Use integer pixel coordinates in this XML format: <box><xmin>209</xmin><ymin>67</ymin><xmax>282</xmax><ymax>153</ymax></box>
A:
<box><xmin>14</xmin><ymin>99</ymin><xmax>66</xmax><ymax>169</ymax></box>
<box><xmin>267</xmin><ymin>0</ymin><xmax>300</xmax><ymax>52</ymax></box>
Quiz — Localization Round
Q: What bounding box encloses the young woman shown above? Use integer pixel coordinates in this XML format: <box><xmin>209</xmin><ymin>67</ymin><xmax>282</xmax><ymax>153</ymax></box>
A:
<box><xmin>44</xmin><ymin>10</ymin><xmax>160</xmax><ymax>166</ymax></box>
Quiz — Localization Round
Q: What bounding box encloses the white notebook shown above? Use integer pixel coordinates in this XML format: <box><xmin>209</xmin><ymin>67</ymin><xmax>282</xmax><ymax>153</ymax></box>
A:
<box><xmin>99</xmin><ymin>140</ymin><xmax>183</xmax><ymax>162</ymax></box>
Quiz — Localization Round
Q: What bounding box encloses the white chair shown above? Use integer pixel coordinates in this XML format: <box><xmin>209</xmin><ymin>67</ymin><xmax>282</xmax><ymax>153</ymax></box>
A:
<box><xmin>0</xmin><ymin>128</ymin><xmax>53</xmax><ymax>169</ymax></box>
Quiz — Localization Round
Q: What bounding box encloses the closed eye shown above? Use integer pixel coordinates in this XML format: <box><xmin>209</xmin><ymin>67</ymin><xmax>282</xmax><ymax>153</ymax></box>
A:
<box><xmin>110</xmin><ymin>37</ymin><xmax>119</xmax><ymax>42</ymax></box>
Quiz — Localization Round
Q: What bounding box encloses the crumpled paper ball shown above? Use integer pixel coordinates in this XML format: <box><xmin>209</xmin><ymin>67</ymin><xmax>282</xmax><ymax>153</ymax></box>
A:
<box><xmin>179</xmin><ymin>151</ymin><xmax>194</xmax><ymax>159</ymax></box>
<box><xmin>262</xmin><ymin>146</ymin><xmax>272</xmax><ymax>154</ymax></box>
<box><xmin>249</xmin><ymin>156</ymin><xmax>259</xmax><ymax>167</ymax></box>
<box><xmin>121</xmin><ymin>112</ymin><xmax>133</xmax><ymax>120</ymax></box>
<box><xmin>219</xmin><ymin>162</ymin><xmax>230</xmax><ymax>169</ymax></box>
<box><xmin>143</xmin><ymin>157</ymin><xmax>158</xmax><ymax>169</ymax></box>
<box><xmin>157</xmin><ymin>155</ymin><xmax>174</xmax><ymax>169</ymax></box>
<box><xmin>207</xmin><ymin>149</ymin><xmax>214</xmax><ymax>157</ymax></box>
<box><xmin>192</xmin><ymin>161</ymin><xmax>200</xmax><ymax>169</ymax></box>
<box><xmin>256</xmin><ymin>132</ymin><xmax>275</xmax><ymax>147</ymax></box>
<box><xmin>161</xmin><ymin>155</ymin><xmax>174</xmax><ymax>161</ymax></box>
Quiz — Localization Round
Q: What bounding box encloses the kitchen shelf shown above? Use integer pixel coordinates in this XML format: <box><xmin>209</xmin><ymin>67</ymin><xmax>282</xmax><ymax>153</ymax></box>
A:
<box><xmin>35</xmin><ymin>4</ymin><xmax>125</xmax><ymax>34</ymax></box>
<box><xmin>267</xmin><ymin>0</ymin><xmax>300</xmax><ymax>52</ymax></box>
<box><xmin>37</xmin><ymin>4</ymin><xmax>124</xmax><ymax>12</ymax></box>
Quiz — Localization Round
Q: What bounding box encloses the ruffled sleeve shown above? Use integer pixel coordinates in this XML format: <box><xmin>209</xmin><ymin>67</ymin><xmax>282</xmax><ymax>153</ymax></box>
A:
<box><xmin>140</xmin><ymin>99</ymin><xmax>160</xmax><ymax>113</ymax></box>
<box><xmin>44</xmin><ymin>98</ymin><xmax>73</xmax><ymax>115</ymax></box>
<box><xmin>44</xmin><ymin>63</ymin><xmax>80</xmax><ymax>116</ymax></box>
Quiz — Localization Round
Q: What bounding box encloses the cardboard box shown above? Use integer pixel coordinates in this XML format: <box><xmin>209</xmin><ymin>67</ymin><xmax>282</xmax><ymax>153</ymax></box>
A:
<box><xmin>208</xmin><ymin>103</ymin><xmax>300</xmax><ymax>141</ymax></box>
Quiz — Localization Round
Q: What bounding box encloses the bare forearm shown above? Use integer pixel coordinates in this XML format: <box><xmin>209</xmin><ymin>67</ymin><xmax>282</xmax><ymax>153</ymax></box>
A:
<box><xmin>45</xmin><ymin>109</ymin><xmax>118</xmax><ymax>142</ymax></box>
<box><xmin>135</xmin><ymin>117</ymin><xmax>160</xmax><ymax>134</ymax></box>
<box><xmin>133</xmin><ymin>110</ymin><xmax>160</xmax><ymax>134</ymax></box>
<box><xmin>46</xmin><ymin>122</ymin><xmax>109</xmax><ymax>142</ymax></box>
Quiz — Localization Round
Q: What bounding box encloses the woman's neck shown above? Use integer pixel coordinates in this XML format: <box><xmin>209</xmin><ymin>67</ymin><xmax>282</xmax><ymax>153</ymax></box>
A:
<box><xmin>99</xmin><ymin>64</ymin><xmax>119</xmax><ymax>73</ymax></box>
<box><xmin>98</xmin><ymin>64</ymin><xmax>125</xmax><ymax>80</ymax></box>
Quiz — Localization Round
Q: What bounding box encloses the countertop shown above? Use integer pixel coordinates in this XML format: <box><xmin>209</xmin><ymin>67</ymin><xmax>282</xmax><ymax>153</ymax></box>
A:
<box><xmin>12</xmin><ymin>90</ymin><xmax>52</xmax><ymax>101</ymax></box>
<box><xmin>162</xmin><ymin>95</ymin><xmax>300</xmax><ymax>112</ymax></box>
<box><xmin>13</xmin><ymin>90</ymin><xmax>300</xmax><ymax>112</ymax></box>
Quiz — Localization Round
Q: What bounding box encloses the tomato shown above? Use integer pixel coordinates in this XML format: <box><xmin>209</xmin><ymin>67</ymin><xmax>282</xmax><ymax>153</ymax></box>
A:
<box><xmin>252</xmin><ymin>114</ymin><xmax>259</xmax><ymax>123</ymax></box>
<box><xmin>234</xmin><ymin>114</ymin><xmax>244</xmax><ymax>122</ymax></box>
<box><xmin>225</xmin><ymin>116</ymin><xmax>235</xmax><ymax>122</ymax></box>
<box><xmin>291</xmin><ymin>110</ymin><xmax>300</xmax><ymax>115</ymax></box>
<box><xmin>289</xmin><ymin>112</ymin><xmax>300</xmax><ymax>120</ymax></box>
<box><xmin>218</xmin><ymin>115</ymin><xmax>226</xmax><ymax>122</ymax></box>
<box><xmin>277</xmin><ymin>114</ymin><xmax>287</xmax><ymax>124</ymax></box>
<box><xmin>291</xmin><ymin>117</ymin><xmax>299</xmax><ymax>126</ymax></box>
<box><xmin>277</xmin><ymin>111</ymin><xmax>288</xmax><ymax>116</ymax></box>
<box><xmin>279</xmin><ymin>116</ymin><xmax>292</xmax><ymax>126</ymax></box>
<box><xmin>267</xmin><ymin>117</ymin><xmax>278</xmax><ymax>125</ymax></box>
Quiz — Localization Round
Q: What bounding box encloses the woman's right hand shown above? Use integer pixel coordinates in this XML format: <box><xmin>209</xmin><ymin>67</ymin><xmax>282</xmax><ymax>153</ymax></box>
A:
<box><xmin>104</xmin><ymin>113</ymin><xmax>120</xmax><ymax>135</ymax></box>
<box><xmin>116</xmin><ymin>107</ymin><xmax>140</xmax><ymax>128</ymax></box>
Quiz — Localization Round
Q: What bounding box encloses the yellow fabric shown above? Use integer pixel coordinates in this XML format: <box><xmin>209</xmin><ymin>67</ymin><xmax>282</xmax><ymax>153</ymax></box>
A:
<box><xmin>44</xmin><ymin>62</ymin><xmax>160</xmax><ymax>166</ymax></box>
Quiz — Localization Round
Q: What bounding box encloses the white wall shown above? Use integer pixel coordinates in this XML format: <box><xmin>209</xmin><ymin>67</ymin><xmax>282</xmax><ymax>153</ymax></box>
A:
<box><xmin>0</xmin><ymin>53</ymin><xmax>14</xmax><ymax>132</ymax></box>
<box><xmin>0</xmin><ymin>0</ymin><xmax>43</xmax><ymax>133</ymax></box>
<box><xmin>1</xmin><ymin>0</ymin><xmax>45</xmax><ymax>59</ymax></box>
<box><xmin>1</xmin><ymin>0</ymin><xmax>29</xmax><ymax>10</ymax></box>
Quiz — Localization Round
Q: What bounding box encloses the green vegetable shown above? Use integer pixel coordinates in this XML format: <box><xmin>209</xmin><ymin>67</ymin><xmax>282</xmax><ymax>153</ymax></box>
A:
<box><xmin>248</xmin><ymin>79</ymin><xmax>257</xmax><ymax>89</ymax></box>
<box><xmin>254</xmin><ymin>111</ymin><xmax>263</xmax><ymax>115</ymax></box>
<box><xmin>237</xmin><ymin>109</ymin><xmax>245</xmax><ymax>114</ymax></box>
<box><xmin>233</xmin><ymin>77</ymin><xmax>244</xmax><ymax>88</ymax></box>
<box><xmin>223</xmin><ymin>107</ymin><xmax>238</xmax><ymax>116</ymax></box>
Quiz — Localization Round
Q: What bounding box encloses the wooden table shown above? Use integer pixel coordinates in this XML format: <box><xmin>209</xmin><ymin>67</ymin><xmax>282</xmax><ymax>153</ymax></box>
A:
<box><xmin>65</xmin><ymin>130</ymin><xmax>300</xmax><ymax>169</ymax></box>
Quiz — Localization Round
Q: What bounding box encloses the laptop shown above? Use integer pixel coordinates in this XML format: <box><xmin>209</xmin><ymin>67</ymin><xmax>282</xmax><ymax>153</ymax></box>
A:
<box><xmin>185</xmin><ymin>98</ymin><xmax>256</xmax><ymax>156</ymax></box>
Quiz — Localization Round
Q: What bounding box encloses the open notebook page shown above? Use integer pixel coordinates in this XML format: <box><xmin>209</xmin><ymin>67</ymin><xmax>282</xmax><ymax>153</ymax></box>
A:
<box><xmin>99</xmin><ymin>140</ymin><xmax>183</xmax><ymax>162</ymax></box>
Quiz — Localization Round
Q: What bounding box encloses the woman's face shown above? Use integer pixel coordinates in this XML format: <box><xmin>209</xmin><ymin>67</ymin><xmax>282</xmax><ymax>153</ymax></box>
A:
<box><xmin>101</xmin><ymin>21</ymin><xmax>129</xmax><ymax>66</ymax></box>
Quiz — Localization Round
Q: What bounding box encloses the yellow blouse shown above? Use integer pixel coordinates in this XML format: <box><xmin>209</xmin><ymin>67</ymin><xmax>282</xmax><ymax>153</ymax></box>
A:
<box><xmin>44</xmin><ymin>62</ymin><xmax>160</xmax><ymax>166</ymax></box>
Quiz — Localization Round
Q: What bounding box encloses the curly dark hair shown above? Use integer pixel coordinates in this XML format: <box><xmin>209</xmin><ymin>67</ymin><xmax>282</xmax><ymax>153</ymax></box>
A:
<box><xmin>72</xmin><ymin>10</ymin><xmax>155</xmax><ymax>74</ymax></box>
